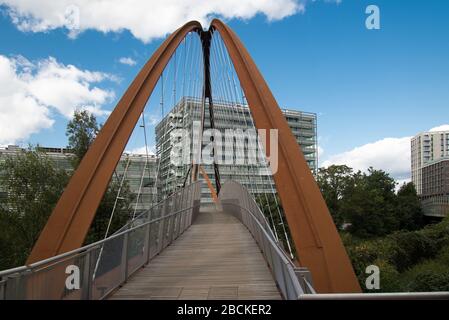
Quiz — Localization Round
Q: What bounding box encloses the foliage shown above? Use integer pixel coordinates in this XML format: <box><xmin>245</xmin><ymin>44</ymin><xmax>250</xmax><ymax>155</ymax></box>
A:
<box><xmin>437</xmin><ymin>243</ymin><xmax>449</xmax><ymax>265</ymax></box>
<box><xmin>402</xmin><ymin>260</ymin><xmax>449</xmax><ymax>292</ymax></box>
<box><xmin>344</xmin><ymin>217</ymin><xmax>449</xmax><ymax>292</ymax></box>
<box><xmin>387</xmin><ymin>231</ymin><xmax>439</xmax><ymax>272</ymax></box>
<box><xmin>0</xmin><ymin>148</ymin><xmax>69</xmax><ymax>269</ymax></box>
<box><xmin>342</xmin><ymin>168</ymin><xmax>399</xmax><ymax>237</ymax></box>
<box><xmin>373</xmin><ymin>259</ymin><xmax>402</xmax><ymax>292</ymax></box>
<box><xmin>65</xmin><ymin>110</ymin><xmax>134</xmax><ymax>244</ymax></box>
<box><xmin>317</xmin><ymin>166</ymin><xmax>424</xmax><ymax>238</ymax></box>
<box><xmin>66</xmin><ymin>110</ymin><xmax>99</xmax><ymax>166</ymax></box>
<box><xmin>396</xmin><ymin>182</ymin><xmax>424</xmax><ymax>230</ymax></box>
<box><xmin>316</xmin><ymin>165</ymin><xmax>354</xmax><ymax>228</ymax></box>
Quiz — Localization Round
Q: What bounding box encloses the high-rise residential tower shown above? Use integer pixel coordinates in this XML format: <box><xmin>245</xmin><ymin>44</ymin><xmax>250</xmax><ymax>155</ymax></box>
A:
<box><xmin>411</xmin><ymin>130</ymin><xmax>449</xmax><ymax>217</ymax></box>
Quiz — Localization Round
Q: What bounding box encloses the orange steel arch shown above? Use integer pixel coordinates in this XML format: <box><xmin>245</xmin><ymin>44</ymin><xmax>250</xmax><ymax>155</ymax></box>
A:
<box><xmin>27</xmin><ymin>21</ymin><xmax>202</xmax><ymax>264</ymax></box>
<box><xmin>210</xmin><ymin>19</ymin><xmax>361</xmax><ymax>293</ymax></box>
<box><xmin>28</xmin><ymin>19</ymin><xmax>360</xmax><ymax>294</ymax></box>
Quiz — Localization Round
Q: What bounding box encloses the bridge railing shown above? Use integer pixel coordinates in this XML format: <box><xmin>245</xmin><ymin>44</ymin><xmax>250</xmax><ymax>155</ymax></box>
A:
<box><xmin>218</xmin><ymin>181</ymin><xmax>315</xmax><ymax>299</ymax></box>
<box><xmin>0</xmin><ymin>181</ymin><xmax>202</xmax><ymax>300</ymax></box>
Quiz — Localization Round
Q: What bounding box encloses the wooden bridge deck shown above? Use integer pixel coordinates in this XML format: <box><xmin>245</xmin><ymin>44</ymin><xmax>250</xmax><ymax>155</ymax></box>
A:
<box><xmin>109</xmin><ymin>208</ymin><xmax>281</xmax><ymax>300</ymax></box>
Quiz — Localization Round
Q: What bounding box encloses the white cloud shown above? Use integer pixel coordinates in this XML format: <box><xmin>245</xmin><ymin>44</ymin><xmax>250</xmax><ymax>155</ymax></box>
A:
<box><xmin>119</xmin><ymin>57</ymin><xmax>137</xmax><ymax>66</ymax></box>
<box><xmin>321</xmin><ymin>137</ymin><xmax>412</xmax><ymax>180</ymax></box>
<box><xmin>0</xmin><ymin>54</ymin><xmax>115</xmax><ymax>145</ymax></box>
<box><xmin>126</xmin><ymin>145</ymin><xmax>156</xmax><ymax>156</ymax></box>
<box><xmin>429</xmin><ymin>124</ymin><xmax>449</xmax><ymax>132</ymax></box>
<box><xmin>0</xmin><ymin>0</ymin><xmax>311</xmax><ymax>43</ymax></box>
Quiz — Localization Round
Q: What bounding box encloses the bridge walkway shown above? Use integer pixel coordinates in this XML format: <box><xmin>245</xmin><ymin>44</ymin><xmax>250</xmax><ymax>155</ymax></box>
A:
<box><xmin>108</xmin><ymin>207</ymin><xmax>281</xmax><ymax>300</ymax></box>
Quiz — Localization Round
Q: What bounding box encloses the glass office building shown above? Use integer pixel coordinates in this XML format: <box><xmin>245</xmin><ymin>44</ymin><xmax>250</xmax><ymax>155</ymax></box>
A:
<box><xmin>155</xmin><ymin>97</ymin><xmax>318</xmax><ymax>202</ymax></box>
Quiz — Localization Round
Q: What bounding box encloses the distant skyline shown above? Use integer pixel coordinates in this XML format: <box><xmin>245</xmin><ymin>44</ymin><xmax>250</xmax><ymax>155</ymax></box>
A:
<box><xmin>1</xmin><ymin>0</ymin><xmax>449</xmax><ymax>183</ymax></box>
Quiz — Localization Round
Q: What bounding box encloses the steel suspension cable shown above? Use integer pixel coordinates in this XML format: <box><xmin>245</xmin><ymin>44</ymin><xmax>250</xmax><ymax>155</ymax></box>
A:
<box><xmin>219</xmin><ymin>35</ymin><xmax>294</xmax><ymax>256</ymax></box>
<box><xmin>213</xmin><ymin>33</ymin><xmax>280</xmax><ymax>240</ymax></box>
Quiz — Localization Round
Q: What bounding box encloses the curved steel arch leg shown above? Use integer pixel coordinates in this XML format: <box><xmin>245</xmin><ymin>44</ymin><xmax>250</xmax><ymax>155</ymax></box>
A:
<box><xmin>27</xmin><ymin>21</ymin><xmax>203</xmax><ymax>264</ymax></box>
<box><xmin>210</xmin><ymin>19</ymin><xmax>361</xmax><ymax>293</ymax></box>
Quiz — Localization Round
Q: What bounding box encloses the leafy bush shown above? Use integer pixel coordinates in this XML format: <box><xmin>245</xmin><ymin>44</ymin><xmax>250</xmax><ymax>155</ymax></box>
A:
<box><xmin>437</xmin><ymin>244</ymin><xmax>449</xmax><ymax>265</ymax></box>
<box><xmin>401</xmin><ymin>261</ymin><xmax>449</xmax><ymax>292</ymax></box>
<box><xmin>387</xmin><ymin>231</ymin><xmax>439</xmax><ymax>272</ymax></box>
<box><xmin>374</xmin><ymin>259</ymin><xmax>401</xmax><ymax>293</ymax></box>
<box><xmin>344</xmin><ymin>217</ymin><xmax>449</xmax><ymax>292</ymax></box>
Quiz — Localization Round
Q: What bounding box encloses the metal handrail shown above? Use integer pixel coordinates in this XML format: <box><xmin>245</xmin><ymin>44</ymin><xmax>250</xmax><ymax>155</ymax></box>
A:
<box><xmin>0</xmin><ymin>206</ymin><xmax>192</xmax><ymax>278</ymax></box>
<box><xmin>218</xmin><ymin>181</ymin><xmax>311</xmax><ymax>299</ymax></box>
<box><xmin>0</xmin><ymin>182</ymin><xmax>202</xmax><ymax>300</ymax></box>
<box><xmin>299</xmin><ymin>292</ymin><xmax>449</xmax><ymax>300</ymax></box>
<box><xmin>113</xmin><ymin>181</ymin><xmax>202</xmax><ymax>234</ymax></box>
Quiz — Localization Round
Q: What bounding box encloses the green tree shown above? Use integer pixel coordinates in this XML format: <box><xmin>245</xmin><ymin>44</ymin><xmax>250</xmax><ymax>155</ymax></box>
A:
<box><xmin>66</xmin><ymin>110</ymin><xmax>99</xmax><ymax>166</ymax></box>
<box><xmin>66</xmin><ymin>110</ymin><xmax>134</xmax><ymax>244</ymax></box>
<box><xmin>396</xmin><ymin>182</ymin><xmax>424</xmax><ymax>231</ymax></box>
<box><xmin>343</xmin><ymin>168</ymin><xmax>399</xmax><ymax>238</ymax></box>
<box><xmin>316</xmin><ymin>165</ymin><xmax>355</xmax><ymax>228</ymax></box>
<box><xmin>0</xmin><ymin>148</ymin><xmax>69</xmax><ymax>269</ymax></box>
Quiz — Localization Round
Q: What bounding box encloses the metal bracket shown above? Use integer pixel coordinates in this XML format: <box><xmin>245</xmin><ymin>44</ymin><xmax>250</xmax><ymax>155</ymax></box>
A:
<box><xmin>294</xmin><ymin>267</ymin><xmax>316</xmax><ymax>294</ymax></box>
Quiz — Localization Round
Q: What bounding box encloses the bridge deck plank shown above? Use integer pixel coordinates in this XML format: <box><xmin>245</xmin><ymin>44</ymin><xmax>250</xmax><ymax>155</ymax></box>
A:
<box><xmin>108</xmin><ymin>210</ymin><xmax>281</xmax><ymax>300</ymax></box>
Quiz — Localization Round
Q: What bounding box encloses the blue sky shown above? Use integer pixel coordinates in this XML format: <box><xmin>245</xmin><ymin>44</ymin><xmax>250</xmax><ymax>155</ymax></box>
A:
<box><xmin>0</xmin><ymin>0</ymin><xmax>448</xmax><ymax>181</ymax></box>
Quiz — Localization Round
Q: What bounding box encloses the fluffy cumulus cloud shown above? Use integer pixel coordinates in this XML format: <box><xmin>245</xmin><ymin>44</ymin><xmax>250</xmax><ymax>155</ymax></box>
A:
<box><xmin>0</xmin><ymin>0</ymin><xmax>311</xmax><ymax>42</ymax></box>
<box><xmin>0</xmin><ymin>55</ymin><xmax>115</xmax><ymax>145</ymax></box>
<box><xmin>322</xmin><ymin>137</ymin><xmax>412</xmax><ymax>180</ymax></box>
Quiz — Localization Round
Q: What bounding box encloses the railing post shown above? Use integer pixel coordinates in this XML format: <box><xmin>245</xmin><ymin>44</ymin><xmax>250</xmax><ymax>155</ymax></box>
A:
<box><xmin>144</xmin><ymin>210</ymin><xmax>152</xmax><ymax>264</ymax></box>
<box><xmin>177</xmin><ymin>210</ymin><xmax>183</xmax><ymax>237</ymax></box>
<box><xmin>121</xmin><ymin>232</ymin><xmax>129</xmax><ymax>284</ymax></box>
<box><xmin>159</xmin><ymin>213</ymin><xmax>167</xmax><ymax>253</ymax></box>
<box><xmin>82</xmin><ymin>250</ymin><xmax>92</xmax><ymax>300</ymax></box>
<box><xmin>0</xmin><ymin>278</ymin><xmax>6</xmax><ymax>300</ymax></box>
<box><xmin>177</xmin><ymin>189</ymin><xmax>185</xmax><ymax>237</ymax></box>
<box><xmin>294</xmin><ymin>267</ymin><xmax>315</xmax><ymax>294</ymax></box>
<box><xmin>169</xmin><ymin>212</ymin><xmax>176</xmax><ymax>244</ymax></box>
<box><xmin>145</xmin><ymin>223</ymin><xmax>151</xmax><ymax>264</ymax></box>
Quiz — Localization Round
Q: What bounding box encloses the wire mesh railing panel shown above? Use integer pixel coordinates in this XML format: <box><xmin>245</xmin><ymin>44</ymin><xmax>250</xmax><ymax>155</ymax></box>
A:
<box><xmin>92</xmin><ymin>233</ymin><xmax>126</xmax><ymax>299</ymax></box>
<box><xmin>0</xmin><ymin>250</ymin><xmax>95</xmax><ymax>300</ymax></box>
<box><xmin>127</xmin><ymin>227</ymin><xmax>147</xmax><ymax>276</ymax></box>
<box><xmin>149</xmin><ymin>219</ymin><xmax>162</xmax><ymax>259</ymax></box>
